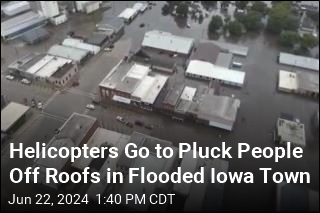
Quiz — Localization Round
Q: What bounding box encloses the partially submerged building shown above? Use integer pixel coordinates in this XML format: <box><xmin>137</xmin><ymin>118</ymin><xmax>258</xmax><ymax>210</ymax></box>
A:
<box><xmin>279</xmin><ymin>52</ymin><xmax>319</xmax><ymax>72</ymax></box>
<box><xmin>96</xmin><ymin>16</ymin><xmax>125</xmax><ymax>43</ymax></box>
<box><xmin>118</xmin><ymin>8</ymin><xmax>138</xmax><ymax>23</ymax></box>
<box><xmin>86</xmin><ymin>31</ymin><xmax>109</xmax><ymax>47</ymax></box>
<box><xmin>278</xmin><ymin>70</ymin><xmax>319</xmax><ymax>98</ymax></box>
<box><xmin>62</xmin><ymin>38</ymin><xmax>101</xmax><ymax>55</ymax></box>
<box><xmin>9</xmin><ymin>54</ymin><xmax>79</xmax><ymax>87</ymax></box>
<box><xmin>1</xmin><ymin>102</ymin><xmax>30</xmax><ymax>134</ymax></box>
<box><xmin>141</xmin><ymin>30</ymin><xmax>194</xmax><ymax>57</ymax></box>
<box><xmin>1</xmin><ymin>11</ymin><xmax>48</xmax><ymax>40</ymax></box>
<box><xmin>185</xmin><ymin>60</ymin><xmax>246</xmax><ymax>87</ymax></box>
<box><xmin>275</xmin><ymin>114</ymin><xmax>306</xmax><ymax>148</ymax></box>
<box><xmin>99</xmin><ymin>62</ymin><xmax>168</xmax><ymax>110</ymax></box>
<box><xmin>48</xmin><ymin>44</ymin><xmax>91</xmax><ymax>64</ymax></box>
<box><xmin>2</xmin><ymin>1</ymin><xmax>30</xmax><ymax>16</ymax></box>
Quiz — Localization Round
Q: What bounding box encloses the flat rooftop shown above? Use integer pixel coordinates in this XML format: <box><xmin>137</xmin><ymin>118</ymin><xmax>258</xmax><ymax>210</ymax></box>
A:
<box><xmin>142</xmin><ymin>30</ymin><xmax>194</xmax><ymax>55</ymax></box>
<box><xmin>1</xmin><ymin>102</ymin><xmax>30</xmax><ymax>132</ymax></box>
<box><xmin>186</xmin><ymin>60</ymin><xmax>246</xmax><ymax>87</ymax></box>
<box><xmin>25</xmin><ymin>55</ymin><xmax>73</xmax><ymax>78</ymax></box>
<box><xmin>279</xmin><ymin>52</ymin><xmax>319</xmax><ymax>72</ymax></box>
<box><xmin>277</xmin><ymin>118</ymin><xmax>306</xmax><ymax>147</ymax></box>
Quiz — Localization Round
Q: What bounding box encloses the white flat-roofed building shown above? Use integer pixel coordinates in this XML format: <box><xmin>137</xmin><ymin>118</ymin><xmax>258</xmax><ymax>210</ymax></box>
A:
<box><xmin>186</xmin><ymin>60</ymin><xmax>246</xmax><ymax>87</ymax></box>
<box><xmin>140</xmin><ymin>75</ymin><xmax>168</xmax><ymax>105</ymax></box>
<box><xmin>1</xmin><ymin>102</ymin><xmax>30</xmax><ymax>133</ymax></box>
<box><xmin>142</xmin><ymin>30</ymin><xmax>194</xmax><ymax>56</ymax></box>
<box><xmin>279</xmin><ymin>70</ymin><xmax>319</xmax><ymax>98</ymax></box>
<box><xmin>99</xmin><ymin>62</ymin><xmax>168</xmax><ymax>109</ymax></box>
<box><xmin>62</xmin><ymin>38</ymin><xmax>101</xmax><ymax>54</ymax></box>
<box><xmin>278</xmin><ymin>70</ymin><xmax>298</xmax><ymax>92</ymax></box>
<box><xmin>48</xmin><ymin>44</ymin><xmax>90</xmax><ymax>64</ymax></box>
<box><xmin>279</xmin><ymin>52</ymin><xmax>319</xmax><ymax>72</ymax></box>
<box><xmin>118</xmin><ymin>8</ymin><xmax>138</xmax><ymax>22</ymax></box>
<box><xmin>180</xmin><ymin>86</ymin><xmax>197</xmax><ymax>101</ymax></box>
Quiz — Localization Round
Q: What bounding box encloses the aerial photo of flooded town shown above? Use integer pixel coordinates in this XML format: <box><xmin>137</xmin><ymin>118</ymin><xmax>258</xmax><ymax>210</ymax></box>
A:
<box><xmin>1</xmin><ymin>1</ymin><xmax>319</xmax><ymax>212</ymax></box>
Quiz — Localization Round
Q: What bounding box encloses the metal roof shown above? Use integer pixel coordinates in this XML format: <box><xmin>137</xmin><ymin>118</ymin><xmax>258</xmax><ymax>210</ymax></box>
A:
<box><xmin>186</xmin><ymin>60</ymin><xmax>246</xmax><ymax>87</ymax></box>
<box><xmin>48</xmin><ymin>44</ymin><xmax>89</xmax><ymax>62</ymax></box>
<box><xmin>96</xmin><ymin>17</ymin><xmax>124</xmax><ymax>33</ymax></box>
<box><xmin>142</xmin><ymin>30</ymin><xmax>194</xmax><ymax>55</ymax></box>
<box><xmin>279</xmin><ymin>52</ymin><xmax>319</xmax><ymax>72</ymax></box>
<box><xmin>1</xmin><ymin>102</ymin><xmax>30</xmax><ymax>132</ymax></box>
<box><xmin>1</xmin><ymin>11</ymin><xmax>47</xmax><ymax>38</ymax></box>
<box><xmin>188</xmin><ymin>94</ymin><xmax>240</xmax><ymax>131</ymax></box>
<box><xmin>215</xmin><ymin>52</ymin><xmax>233</xmax><ymax>68</ymax></box>
<box><xmin>26</xmin><ymin>55</ymin><xmax>72</xmax><ymax>78</ymax></box>
<box><xmin>209</xmin><ymin>40</ymin><xmax>249</xmax><ymax>57</ymax></box>
<box><xmin>62</xmin><ymin>38</ymin><xmax>101</xmax><ymax>54</ymax></box>
<box><xmin>162</xmin><ymin>84</ymin><xmax>185</xmax><ymax>107</ymax></box>
<box><xmin>118</xmin><ymin>8</ymin><xmax>138</xmax><ymax>20</ymax></box>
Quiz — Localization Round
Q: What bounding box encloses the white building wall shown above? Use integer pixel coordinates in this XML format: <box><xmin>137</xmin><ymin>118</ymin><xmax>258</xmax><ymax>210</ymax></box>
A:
<box><xmin>39</xmin><ymin>1</ymin><xmax>59</xmax><ymax>18</ymax></box>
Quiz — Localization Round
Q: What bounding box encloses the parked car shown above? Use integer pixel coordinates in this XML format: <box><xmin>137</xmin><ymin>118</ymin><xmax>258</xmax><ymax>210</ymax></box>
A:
<box><xmin>37</xmin><ymin>102</ymin><xmax>43</xmax><ymax>110</ymax></box>
<box><xmin>21</xmin><ymin>78</ymin><xmax>31</xmax><ymax>85</ymax></box>
<box><xmin>5</xmin><ymin>75</ymin><xmax>14</xmax><ymax>80</ymax></box>
<box><xmin>134</xmin><ymin>120</ymin><xmax>144</xmax><ymax>126</ymax></box>
<box><xmin>86</xmin><ymin>104</ymin><xmax>95</xmax><ymax>110</ymax></box>
<box><xmin>116</xmin><ymin>116</ymin><xmax>125</xmax><ymax>123</ymax></box>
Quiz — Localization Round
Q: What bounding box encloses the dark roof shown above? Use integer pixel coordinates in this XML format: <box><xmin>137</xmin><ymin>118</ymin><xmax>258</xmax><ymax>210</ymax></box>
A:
<box><xmin>22</xmin><ymin>27</ymin><xmax>49</xmax><ymax>44</ymax></box>
<box><xmin>8</xmin><ymin>53</ymin><xmax>45</xmax><ymax>72</ymax></box>
<box><xmin>51</xmin><ymin>62</ymin><xmax>74</xmax><ymax>78</ymax></box>
<box><xmin>190</xmin><ymin>42</ymin><xmax>221</xmax><ymax>64</ymax></box>
<box><xmin>97</xmin><ymin>17</ymin><xmax>124</xmax><ymax>32</ymax></box>
<box><xmin>86</xmin><ymin>32</ymin><xmax>108</xmax><ymax>46</ymax></box>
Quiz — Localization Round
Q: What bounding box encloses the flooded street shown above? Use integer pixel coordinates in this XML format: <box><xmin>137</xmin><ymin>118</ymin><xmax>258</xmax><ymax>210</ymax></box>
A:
<box><xmin>1</xmin><ymin>1</ymin><xmax>318</xmax><ymax>211</ymax></box>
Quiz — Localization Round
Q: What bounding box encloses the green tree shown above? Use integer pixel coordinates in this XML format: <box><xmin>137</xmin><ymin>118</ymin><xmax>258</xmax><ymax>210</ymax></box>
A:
<box><xmin>284</xmin><ymin>15</ymin><xmax>300</xmax><ymax>31</ymax></box>
<box><xmin>176</xmin><ymin>2</ymin><xmax>189</xmax><ymax>17</ymax></box>
<box><xmin>300</xmin><ymin>34</ymin><xmax>318</xmax><ymax>49</ymax></box>
<box><xmin>235</xmin><ymin>1</ymin><xmax>248</xmax><ymax>10</ymax></box>
<box><xmin>228</xmin><ymin>20</ymin><xmax>243</xmax><ymax>36</ymax></box>
<box><xmin>161</xmin><ymin>4</ymin><xmax>171</xmax><ymax>16</ymax></box>
<box><xmin>239</xmin><ymin>11</ymin><xmax>262</xmax><ymax>31</ymax></box>
<box><xmin>208</xmin><ymin>15</ymin><xmax>223</xmax><ymax>33</ymax></box>
<box><xmin>267</xmin><ymin>1</ymin><xmax>292</xmax><ymax>34</ymax></box>
<box><xmin>251</xmin><ymin>1</ymin><xmax>268</xmax><ymax>14</ymax></box>
<box><xmin>279</xmin><ymin>31</ymin><xmax>300</xmax><ymax>47</ymax></box>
